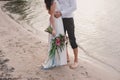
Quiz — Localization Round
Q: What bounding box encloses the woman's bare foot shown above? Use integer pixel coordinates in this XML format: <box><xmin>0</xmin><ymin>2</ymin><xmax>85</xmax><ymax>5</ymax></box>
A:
<box><xmin>69</xmin><ymin>62</ymin><xmax>79</xmax><ymax>69</ymax></box>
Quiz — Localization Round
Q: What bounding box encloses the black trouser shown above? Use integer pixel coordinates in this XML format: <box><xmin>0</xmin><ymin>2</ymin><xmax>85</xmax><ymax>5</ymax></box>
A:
<box><xmin>62</xmin><ymin>18</ymin><xmax>78</xmax><ymax>49</ymax></box>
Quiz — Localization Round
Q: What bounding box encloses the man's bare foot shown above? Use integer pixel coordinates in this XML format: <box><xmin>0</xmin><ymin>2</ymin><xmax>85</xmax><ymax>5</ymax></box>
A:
<box><xmin>69</xmin><ymin>62</ymin><xmax>79</xmax><ymax>69</ymax></box>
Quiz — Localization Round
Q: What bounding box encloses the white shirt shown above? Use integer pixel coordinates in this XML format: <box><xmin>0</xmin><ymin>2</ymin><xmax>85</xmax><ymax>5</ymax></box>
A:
<box><xmin>57</xmin><ymin>0</ymin><xmax>77</xmax><ymax>18</ymax></box>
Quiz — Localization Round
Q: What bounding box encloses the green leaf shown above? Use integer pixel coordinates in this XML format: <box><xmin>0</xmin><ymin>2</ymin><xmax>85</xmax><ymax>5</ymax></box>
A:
<box><xmin>49</xmin><ymin>45</ymin><xmax>56</xmax><ymax>58</ymax></box>
<box><xmin>45</xmin><ymin>25</ymin><xmax>53</xmax><ymax>34</ymax></box>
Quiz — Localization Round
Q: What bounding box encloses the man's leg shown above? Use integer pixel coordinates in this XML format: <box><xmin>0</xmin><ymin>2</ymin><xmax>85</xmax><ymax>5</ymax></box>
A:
<box><xmin>62</xmin><ymin>18</ymin><xmax>78</xmax><ymax>68</ymax></box>
<box><xmin>62</xmin><ymin>18</ymin><xmax>70</xmax><ymax>63</ymax></box>
<box><xmin>71</xmin><ymin>47</ymin><xmax>79</xmax><ymax>68</ymax></box>
<box><xmin>73</xmin><ymin>48</ymin><xmax>78</xmax><ymax>62</ymax></box>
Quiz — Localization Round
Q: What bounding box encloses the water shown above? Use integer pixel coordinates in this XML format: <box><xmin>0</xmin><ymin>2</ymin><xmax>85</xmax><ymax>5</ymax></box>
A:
<box><xmin>75</xmin><ymin>0</ymin><xmax>120</xmax><ymax>73</ymax></box>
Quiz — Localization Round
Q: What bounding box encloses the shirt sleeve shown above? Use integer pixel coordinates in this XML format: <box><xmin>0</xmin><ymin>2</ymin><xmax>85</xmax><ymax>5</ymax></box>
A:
<box><xmin>61</xmin><ymin>0</ymin><xmax>77</xmax><ymax>15</ymax></box>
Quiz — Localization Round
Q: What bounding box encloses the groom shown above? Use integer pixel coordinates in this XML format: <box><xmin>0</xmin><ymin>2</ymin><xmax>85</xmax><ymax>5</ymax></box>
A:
<box><xmin>55</xmin><ymin>0</ymin><xmax>79</xmax><ymax>69</ymax></box>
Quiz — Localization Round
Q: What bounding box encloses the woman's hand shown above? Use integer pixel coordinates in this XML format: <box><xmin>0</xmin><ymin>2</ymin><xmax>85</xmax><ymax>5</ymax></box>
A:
<box><xmin>52</xmin><ymin>29</ymin><xmax>56</xmax><ymax>36</ymax></box>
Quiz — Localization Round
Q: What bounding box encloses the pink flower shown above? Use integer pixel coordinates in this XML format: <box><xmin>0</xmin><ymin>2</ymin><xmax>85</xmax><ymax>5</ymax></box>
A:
<box><xmin>55</xmin><ymin>38</ymin><xmax>61</xmax><ymax>46</ymax></box>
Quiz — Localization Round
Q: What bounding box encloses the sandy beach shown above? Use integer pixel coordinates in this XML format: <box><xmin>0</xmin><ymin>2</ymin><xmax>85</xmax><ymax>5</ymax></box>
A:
<box><xmin>0</xmin><ymin>0</ymin><xmax>120</xmax><ymax>80</ymax></box>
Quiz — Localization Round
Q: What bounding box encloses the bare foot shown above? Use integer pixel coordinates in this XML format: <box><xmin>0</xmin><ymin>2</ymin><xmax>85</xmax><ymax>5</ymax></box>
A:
<box><xmin>69</xmin><ymin>62</ymin><xmax>79</xmax><ymax>69</ymax></box>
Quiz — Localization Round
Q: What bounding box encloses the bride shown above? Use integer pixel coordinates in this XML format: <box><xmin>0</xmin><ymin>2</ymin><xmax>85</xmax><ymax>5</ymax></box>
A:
<box><xmin>42</xmin><ymin>0</ymin><xmax>67</xmax><ymax>69</ymax></box>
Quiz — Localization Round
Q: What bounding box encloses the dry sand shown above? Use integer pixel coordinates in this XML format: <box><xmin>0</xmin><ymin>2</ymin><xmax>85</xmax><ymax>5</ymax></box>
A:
<box><xmin>0</xmin><ymin>2</ymin><xmax>120</xmax><ymax>80</ymax></box>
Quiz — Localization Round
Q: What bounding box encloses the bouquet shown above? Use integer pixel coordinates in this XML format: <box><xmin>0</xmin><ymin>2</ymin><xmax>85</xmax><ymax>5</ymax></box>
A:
<box><xmin>45</xmin><ymin>25</ymin><xmax>66</xmax><ymax>58</ymax></box>
<box><xmin>49</xmin><ymin>34</ymin><xmax>65</xmax><ymax>58</ymax></box>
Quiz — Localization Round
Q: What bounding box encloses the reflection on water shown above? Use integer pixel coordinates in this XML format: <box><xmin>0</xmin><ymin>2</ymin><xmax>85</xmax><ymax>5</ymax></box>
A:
<box><xmin>75</xmin><ymin>0</ymin><xmax>120</xmax><ymax>73</ymax></box>
<box><xmin>76</xmin><ymin>0</ymin><xmax>105</xmax><ymax>19</ymax></box>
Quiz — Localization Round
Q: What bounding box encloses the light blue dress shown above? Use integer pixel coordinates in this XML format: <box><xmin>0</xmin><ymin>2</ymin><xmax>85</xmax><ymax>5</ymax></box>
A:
<box><xmin>42</xmin><ymin>0</ymin><xmax>67</xmax><ymax>69</ymax></box>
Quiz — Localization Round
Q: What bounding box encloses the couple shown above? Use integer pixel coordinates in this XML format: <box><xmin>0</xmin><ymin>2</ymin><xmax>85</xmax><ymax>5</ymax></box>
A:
<box><xmin>42</xmin><ymin>0</ymin><xmax>78</xmax><ymax>69</ymax></box>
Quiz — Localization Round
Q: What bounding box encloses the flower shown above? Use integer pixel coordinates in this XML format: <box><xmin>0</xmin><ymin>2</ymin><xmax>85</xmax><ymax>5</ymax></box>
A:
<box><xmin>55</xmin><ymin>38</ymin><xmax>61</xmax><ymax>46</ymax></box>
